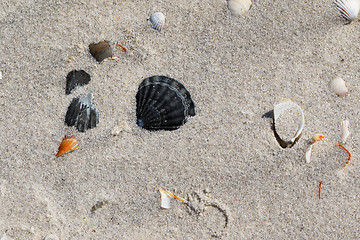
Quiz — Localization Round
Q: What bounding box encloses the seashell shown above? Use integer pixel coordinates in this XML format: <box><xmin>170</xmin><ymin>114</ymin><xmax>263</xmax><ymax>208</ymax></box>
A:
<box><xmin>334</xmin><ymin>0</ymin><xmax>360</xmax><ymax>22</ymax></box>
<box><xmin>305</xmin><ymin>134</ymin><xmax>325</xmax><ymax>163</ymax></box>
<box><xmin>227</xmin><ymin>0</ymin><xmax>252</xmax><ymax>16</ymax></box>
<box><xmin>56</xmin><ymin>135</ymin><xmax>79</xmax><ymax>157</ymax></box>
<box><xmin>136</xmin><ymin>75</ymin><xmax>195</xmax><ymax>131</ymax></box>
<box><xmin>273</xmin><ymin>101</ymin><xmax>304</xmax><ymax>148</ymax></box>
<box><xmin>89</xmin><ymin>41</ymin><xmax>113</xmax><ymax>62</ymax></box>
<box><xmin>65</xmin><ymin>93</ymin><xmax>99</xmax><ymax>132</ymax></box>
<box><xmin>111</xmin><ymin>121</ymin><xmax>131</xmax><ymax>136</ymax></box>
<box><xmin>340</xmin><ymin>120</ymin><xmax>350</xmax><ymax>143</ymax></box>
<box><xmin>149</xmin><ymin>12</ymin><xmax>165</xmax><ymax>31</ymax></box>
<box><xmin>159</xmin><ymin>189</ymin><xmax>173</xmax><ymax>209</ymax></box>
<box><xmin>305</xmin><ymin>144</ymin><xmax>314</xmax><ymax>163</ymax></box>
<box><xmin>65</xmin><ymin>70</ymin><xmax>91</xmax><ymax>95</ymax></box>
<box><xmin>159</xmin><ymin>189</ymin><xmax>186</xmax><ymax>209</ymax></box>
<box><xmin>330</xmin><ymin>77</ymin><xmax>348</xmax><ymax>97</ymax></box>
<box><xmin>312</xmin><ymin>134</ymin><xmax>325</xmax><ymax>142</ymax></box>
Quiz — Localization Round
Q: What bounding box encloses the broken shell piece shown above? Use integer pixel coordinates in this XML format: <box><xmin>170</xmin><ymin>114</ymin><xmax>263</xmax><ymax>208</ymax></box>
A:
<box><xmin>159</xmin><ymin>189</ymin><xmax>172</xmax><ymax>209</ymax></box>
<box><xmin>227</xmin><ymin>0</ymin><xmax>252</xmax><ymax>16</ymax></box>
<box><xmin>159</xmin><ymin>189</ymin><xmax>186</xmax><ymax>209</ymax></box>
<box><xmin>65</xmin><ymin>70</ymin><xmax>90</xmax><ymax>95</ymax></box>
<box><xmin>334</xmin><ymin>0</ymin><xmax>360</xmax><ymax>22</ymax></box>
<box><xmin>150</xmin><ymin>12</ymin><xmax>165</xmax><ymax>31</ymax></box>
<box><xmin>330</xmin><ymin>77</ymin><xmax>348</xmax><ymax>97</ymax></box>
<box><xmin>305</xmin><ymin>144</ymin><xmax>314</xmax><ymax>163</ymax></box>
<box><xmin>312</xmin><ymin>134</ymin><xmax>325</xmax><ymax>142</ymax></box>
<box><xmin>305</xmin><ymin>134</ymin><xmax>325</xmax><ymax>163</ymax></box>
<box><xmin>91</xmin><ymin>200</ymin><xmax>108</xmax><ymax>213</ymax></box>
<box><xmin>273</xmin><ymin>101</ymin><xmax>305</xmax><ymax>148</ymax></box>
<box><xmin>340</xmin><ymin>120</ymin><xmax>350</xmax><ymax>143</ymax></box>
<box><xmin>56</xmin><ymin>135</ymin><xmax>79</xmax><ymax>157</ymax></box>
<box><xmin>111</xmin><ymin>121</ymin><xmax>131</xmax><ymax>135</ymax></box>
<box><xmin>65</xmin><ymin>93</ymin><xmax>99</xmax><ymax>132</ymax></box>
<box><xmin>89</xmin><ymin>41</ymin><xmax>113</xmax><ymax>62</ymax></box>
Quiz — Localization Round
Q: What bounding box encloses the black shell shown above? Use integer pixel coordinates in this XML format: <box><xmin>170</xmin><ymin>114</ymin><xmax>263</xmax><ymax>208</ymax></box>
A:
<box><xmin>89</xmin><ymin>41</ymin><xmax>112</xmax><ymax>62</ymax></box>
<box><xmin>136</xmin><ymin>76</ymin><xmax>195</xmax><ymax>131</ymax></box>
<box><xmin>65</xmin><ymin>93</ymin><xmax>99</xmax><ymax>132</ymax></box>
<box><xmin>65</xmin><ymin>70</ymin><xmax>90</xmax><ymax>95</ymax></box>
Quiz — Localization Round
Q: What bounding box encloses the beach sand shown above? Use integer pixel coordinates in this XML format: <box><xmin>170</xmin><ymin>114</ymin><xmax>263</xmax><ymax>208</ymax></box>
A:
<box><xmin>1</xmin><ymin>0</ymin><xmax>359</xmax><ymax>239</ymax></box>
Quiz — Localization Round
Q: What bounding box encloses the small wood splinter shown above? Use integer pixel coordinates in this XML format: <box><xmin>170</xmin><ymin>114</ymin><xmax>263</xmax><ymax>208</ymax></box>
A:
<box><xmin>336</xmin><ymin>144</ymin><xmax>352</xmax><ymax>168</ymax></box>
<box><xmin>318</xmin><ymin>181</ymin><xmax>322</xmax><ymax>199</ymax></box>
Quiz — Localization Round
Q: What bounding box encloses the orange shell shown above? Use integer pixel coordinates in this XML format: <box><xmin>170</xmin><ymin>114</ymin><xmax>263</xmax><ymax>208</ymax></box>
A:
<box><xmin>56</xmin><ymin>135</ymin><xmax>79</xmax><ymax>157</ymax></box>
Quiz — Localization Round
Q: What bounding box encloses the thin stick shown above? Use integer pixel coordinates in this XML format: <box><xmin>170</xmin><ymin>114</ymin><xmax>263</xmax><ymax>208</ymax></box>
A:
<box><xmin>117</xmin><ymin>43</ymin><xmax>127</xmax><ymax>52</ymax></box>
<box><xmin>337</xmin><ymin>144</ymin><xmax>352</xmax><ymax>168</ymax></box>
<box><xmin>159</xmin><ymin>189</ymin><xmax>186</xmax><ymax>203</ymax></box>
<box><xmin>318</xmin><ymin>181</ymin><xmax>322</xmax><ymax>199</ymax></box>
<box><xmin>167</xmin><ymin>191</ymin><xmax>186</xmax><ymax>203</ymax></box>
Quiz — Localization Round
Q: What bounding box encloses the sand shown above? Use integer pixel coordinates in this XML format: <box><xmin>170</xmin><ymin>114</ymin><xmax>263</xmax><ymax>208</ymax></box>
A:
<box><xmin>1</xmin><ymin>0</ymin><xmax>360</xmax><ymax>239</ymax></box>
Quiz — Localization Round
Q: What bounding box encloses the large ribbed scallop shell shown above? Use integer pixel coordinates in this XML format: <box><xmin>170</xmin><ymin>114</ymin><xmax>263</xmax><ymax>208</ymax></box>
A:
<box><xmin>65</xmin><ymin>93</ymin><xmax>99</xmax><ymax>132</ymax></box>
<box><xmin>149</xmin><ymin>12</ymin><xmax>165</xmax><ymax>31</ymax></box>
<box><xmin>136</xmin><ymin>76</ymin><xmax>195</xmax><ymax>131</ymax></box>
<box><xmin>56</xmin><ymin>135</ymin><xmax>79</xmax><ymax>157</ymax></box>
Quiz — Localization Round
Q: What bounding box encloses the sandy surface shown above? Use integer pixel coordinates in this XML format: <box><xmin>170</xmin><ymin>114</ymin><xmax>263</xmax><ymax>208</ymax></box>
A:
<box><xmin>1</xmin><ymin>0</ymin><xmax>360</xmax><ymax>239</ymax></box>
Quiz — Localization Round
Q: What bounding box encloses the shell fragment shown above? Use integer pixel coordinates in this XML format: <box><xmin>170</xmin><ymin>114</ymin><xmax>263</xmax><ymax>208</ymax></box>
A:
<box><xmin>305</xmin><ymin>134</ymin><xmax>325</xmax><ymax>163</ymax></box>
<box><xmin>159</xmin><ymin>189</ymin><xmax>186</xmax><ymax>209</ymax></box>
<box><xmin>340</xmin><ymin>120</ymin><xmax>350</xmax><ymax>143</ymax></box>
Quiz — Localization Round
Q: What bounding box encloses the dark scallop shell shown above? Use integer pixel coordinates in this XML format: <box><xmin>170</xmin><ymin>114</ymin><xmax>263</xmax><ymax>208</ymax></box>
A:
<box><xmin>65</xmin><ymin>70</ymin><xmax>90</xmax><ymax>95</ymax></box>
<box><xmin>136</xmin><ymin>76</ymin><xmax>195</xmax><ymax>131</ymax></box>
<box><xmin>65</xmin><ymin>93</ymin><xmax>99</xmax><ymax>132</ymax></box>
<box><xmin>89</xmin><ymin>41</ymin><xmax>112</xmax><ymax>62</ymax></box>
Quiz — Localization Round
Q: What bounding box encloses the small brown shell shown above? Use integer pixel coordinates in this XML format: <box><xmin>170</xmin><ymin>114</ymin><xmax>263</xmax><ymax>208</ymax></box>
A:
<box><xmin>89</xmin><ymin>41</ymin><xmax>113</xmax><ymax>62</ymax></box>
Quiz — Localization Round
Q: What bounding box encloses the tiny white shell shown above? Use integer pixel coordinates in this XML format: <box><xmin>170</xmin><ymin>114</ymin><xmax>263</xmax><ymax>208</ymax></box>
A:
<box><xmin>227</xmin><ymin>0</ymin><xmax>252</xmax><ymax>16</ymax></box>
<box><xmin>150</xmin><ymin>12</ymin><xmax>165</xmax><ymax>31</ymax></box>
<box><xmin>334</xmin><ymin>0</ymin><xmax>360</xmax><ymax>22</ymax></box>
<box><xmin>159</xmin><ymin>189</ymin><xmax>173</xmax><ymax>209</ymax></box>
<box><xmin>340</xmin><ymin>120</ymin><xmax>350</xmax><ymax>143</ymax></box>
<box><xmin>330</xmin><ymin>77</ymin><xmax>348</xmax><ymax>97</ymax></box>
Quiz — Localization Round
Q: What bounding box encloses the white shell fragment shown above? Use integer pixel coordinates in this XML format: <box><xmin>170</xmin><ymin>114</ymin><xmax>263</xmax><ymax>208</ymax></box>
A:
<box><xmin>150</xmin><ymin>12</ymin><xmax>165</xmax><ymax>31</ymax></box>
<box><xmin>334</xmin><ymin>0</ymin><xmax>360</xmax><ymax>22</ymax></box>
<box><xmin>340</xmin><ymin>120</ymin><xmax>350</xmax><ymax>143</ymax></box>
<box><xmin>305</xmin><ymin>134</ymin><xmax>325</xmax><ymax>163</ymax></box>
<box><xmin>273</xmin><ymin>101</ymin><xmax>305</xmax><ymax>148</ymax></box>
<box><xmin>227</xmin><ymin>0</ymin><xmax>252</xmax><ymax>16</ymax></box>
<box><xmin>305</xmin><ymin>144</ymin><xmax>314</xmax><ymax>163</ymax></box>
<box><xmin>159</xmin><ymin>189</ymin><xmax>173</xmax><ymax>209</ymax></box>
<box><xmin>111</xmin><ymin>121</ymin><xmax>131</xmax><ymax>135</ymax></box>
<box><xmin>159</xmin><ymin>189</ymin><xmax>186</xmax><ymax>209</ymax></box>
<box><xmin>330</xmin><ymin>77</ymin><xmax>348</xmax><ymax>97</ymax></box>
